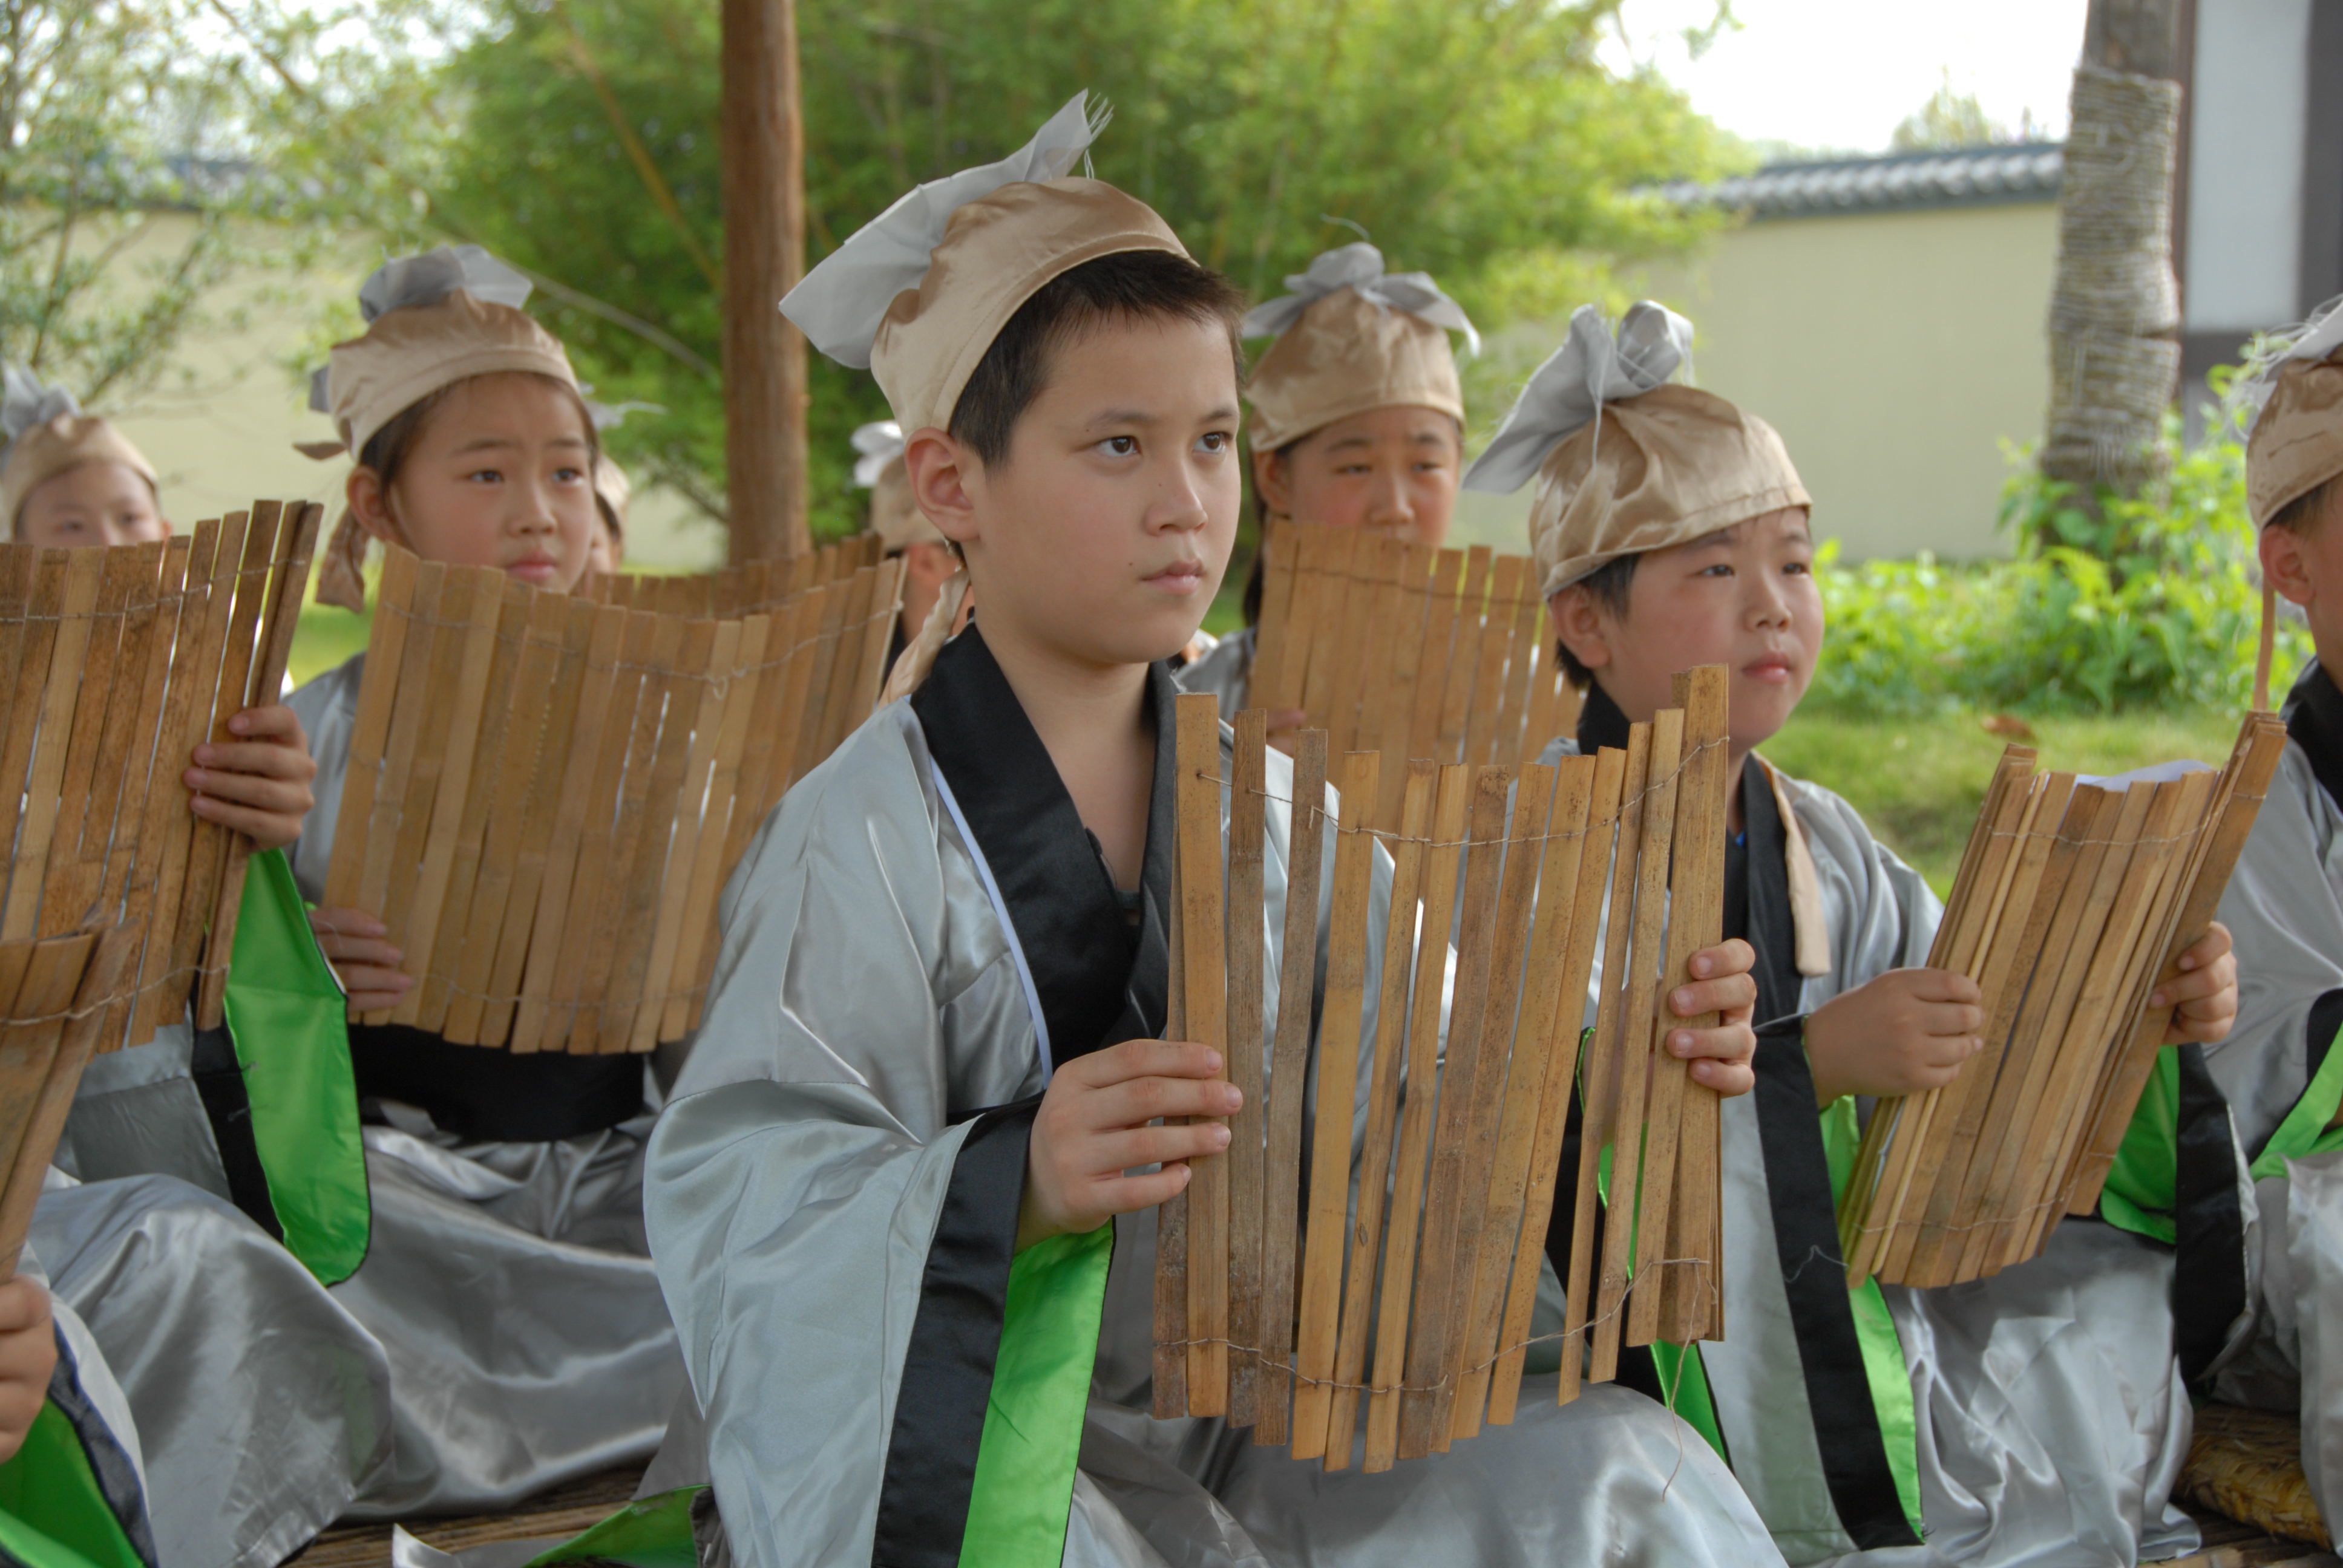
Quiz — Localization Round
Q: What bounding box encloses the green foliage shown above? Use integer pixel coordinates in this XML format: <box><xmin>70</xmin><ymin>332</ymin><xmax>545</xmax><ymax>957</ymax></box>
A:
<box><xmin>1809</xmin><ymin>397</ymin><xmax>2309</xmax><ymax>715</ymax></box>
<box><xmin>234</xmin><ymin>0</ymin><xmax>1740</xmax><ymax>538</ymax></box>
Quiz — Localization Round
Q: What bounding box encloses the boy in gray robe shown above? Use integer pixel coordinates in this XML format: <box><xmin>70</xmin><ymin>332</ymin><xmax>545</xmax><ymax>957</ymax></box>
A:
<box><xmin>1461</xmin><ymin>302</ymin><xmax>2241</xmax><ymax>1566</ymax></box>
<box><xmin>645</xmin><ymin>96</ymin><xmax>1781</xmax><ymax>1568</ymax></box>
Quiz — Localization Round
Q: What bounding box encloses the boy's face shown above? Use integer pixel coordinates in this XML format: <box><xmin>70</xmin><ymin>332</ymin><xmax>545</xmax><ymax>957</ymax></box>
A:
<box><xmin>1550</xmin><ymin>506</ymin><xmax>1822</xmax><ymax>754</ymax></box>
<box><xmin>914</xmin><ymin>315</ymin><xmax>1242</xmax><ymax>670</ymax></box>
<box><xmin>2262</xmin><ymin>489</ymin><xmax>2343</xmax><ymax>680</ymax></box>
<box><xmin>1253</xmin><ymin>405</ymin><xmax>1461</xmax><ymax>550</ymax></box>
<box><xmin>15</xmin><ymin>460</ymin><xmax>168</xmax><ymax>547</ymax></box>
<box><xmin>352</xmin><ymin>371</ymin><xmax>598</xmax><ymax>593</ymax></box>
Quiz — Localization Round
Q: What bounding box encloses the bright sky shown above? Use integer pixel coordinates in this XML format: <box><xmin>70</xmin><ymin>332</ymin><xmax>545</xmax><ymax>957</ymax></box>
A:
<box><xmin>1601</xmin><ymin>0</ymin><xmax>2094</xmax><ymax>155</ymax></box>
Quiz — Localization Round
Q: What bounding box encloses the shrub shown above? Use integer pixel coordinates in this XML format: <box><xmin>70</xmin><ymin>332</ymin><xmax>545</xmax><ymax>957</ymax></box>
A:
<box><xmin>1809</xmin><ymin>382</ymin><xmax>2310</xmax><ymax>716</ymax></box>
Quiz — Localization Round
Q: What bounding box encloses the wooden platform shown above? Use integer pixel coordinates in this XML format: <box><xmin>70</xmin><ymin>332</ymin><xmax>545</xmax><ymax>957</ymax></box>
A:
<box><xmin>283</xmin><ymin>1465</ymin><xmax>646</xmax><ymax>1567</ymax></box>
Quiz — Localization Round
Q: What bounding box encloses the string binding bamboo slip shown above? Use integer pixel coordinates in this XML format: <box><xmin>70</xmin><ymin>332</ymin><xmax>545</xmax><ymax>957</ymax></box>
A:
<box><xmin>1155</xmin><ymin>668</ymin><xmax>1729</xmax><ymax>1472</ymax></box>
<box><xmin>1248</xmin><ymin>520</ymin><xmax>1585</xmax><ymax>834</ymax></box>
<box><xmin>1838</xmin><ymin>711</ymin><xmax>2290</xmax><ymax>1289</ymax></box>
<box><xmin>0</xmin><ymin>503</ymin><xmax>325</xmax><ymax>1050</ymax></box>
<box><xmin>323</xmin><ymin>538</ymin><xmax>902</xmax><ymax>1054</ymax></box>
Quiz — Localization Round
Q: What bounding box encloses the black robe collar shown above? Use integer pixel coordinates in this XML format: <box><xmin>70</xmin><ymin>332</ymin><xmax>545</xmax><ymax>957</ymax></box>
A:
<box><xmin>2284</xmin><ymin>659</ymin><xmax>2343</xmax><ymax>820</ymax></box>
<box><xmin>1576</xmin><ymin>678</ymin><xmax>1633</xmax><ymax>756</ymax></box>
<box><xmin>912</xmin><ymin>625</ymin><xmax>1175</xmax><ymax>1069</ymax></box>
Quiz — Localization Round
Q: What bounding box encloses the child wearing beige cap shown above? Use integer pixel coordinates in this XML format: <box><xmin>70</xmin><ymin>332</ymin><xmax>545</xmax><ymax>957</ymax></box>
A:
<box><xmin>274</xmin><ymin>246</ymin><xmax>680</xmax><ymax>1515</ymax></box>
<box><xmin>1</xmin><ymin>369</ymin><xmax>169</xmax><ymax>548</ymax></box>
<box><xmin>1182</xmin><ymin>243</ymin><xmax>1475</xmax><ymax>724</ymax></box>
<box><xmin>2200</xmin><ymin>298</ymin><xmax>2343</xmax><ymax>1530</ymax></box>
<box><xmin>644</xmin><ymin>96</ymin><xmax>1777</xmax><ymax>1567</ymax></box>
<box><xmin>1468</xmin><ymin>302</ymin><xmax>2238</xmax><ymax>1566</ymax></box>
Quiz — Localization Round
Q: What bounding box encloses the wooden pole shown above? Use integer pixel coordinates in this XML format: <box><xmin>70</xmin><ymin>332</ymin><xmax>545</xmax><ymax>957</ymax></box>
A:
<box><xmin>721</xmin><ymin>0</ymin><xmax>811</xmax><ymax>562</ymax></box>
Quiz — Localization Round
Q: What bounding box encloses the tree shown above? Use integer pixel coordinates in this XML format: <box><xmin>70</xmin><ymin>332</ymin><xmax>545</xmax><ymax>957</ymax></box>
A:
<box><xmin>232</xmin><ymin>0</ymin><xmax>1738</xmax><ymax>540</ymax></box>
<box><xmin>0</xmin><ymin>0</ymin><xmax>264</xmax><ymax>408</ymax></box>
<box><xmin>1891</xmin><ymin>76</ymin><xmax>2022</xmax><ymax>152</ymax></box>
<box><xmin>2038</xmin><ymin>0</ymin><xmax>2184</xmax><ymax>534</ymax></box>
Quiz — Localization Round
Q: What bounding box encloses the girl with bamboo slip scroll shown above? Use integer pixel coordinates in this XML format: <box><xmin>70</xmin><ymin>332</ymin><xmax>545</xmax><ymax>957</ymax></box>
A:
<box><xmin>641</xmin><ymin>93</ymin><xmax>1778</xmax><ymax>1568</ymax></box>
<box><xmin>1179</xmin><ymin>242</ymin><xmax>1476</xmax><ymax>734</ymax></box>
<box><xmin>2201</xmin><ymin>296</ymin><xmax>2343</xmax><ymax>1532</ymax></box>
<box><xmin>289</xmin><ymin>246</ymin><xmax>683</xmax><ymax>1515</ymax></box>
<box><xmin>1466</xmin><ymin>301</ymin><xmax>2241</xmax><ymax>1566</ymax></box>
<box><xmin>7</xmin><ymin>368</ymin><xmax>404</xmax><ymax>1566</ymax></box>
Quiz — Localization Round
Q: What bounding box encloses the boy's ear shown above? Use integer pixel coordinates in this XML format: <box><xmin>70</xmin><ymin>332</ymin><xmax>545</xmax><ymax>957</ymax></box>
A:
<box><xmin>2263</xmin><ymin>521</ymin><xmax>2319</xmax><ymax>609</ymax></box>
<box><xmin>903</xmin><ymin>427</ymin><xmax>981</xmax><ymax>548</ymax></box>
<box><xmin>1253</xmin><ymin>443</ymin><xmax>1294</xmax><ymax>520</ymax></box>
<box><xmin>1547</xmin><ymin>584</ymin><xmax>1613</xmax><ymax>675</ymax></box>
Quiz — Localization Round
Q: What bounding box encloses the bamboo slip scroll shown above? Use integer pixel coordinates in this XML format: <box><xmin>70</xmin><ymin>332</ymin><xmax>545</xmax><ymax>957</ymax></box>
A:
<box><xmin>0</xmin><ymin>923</ymin><xmax>143</xmax><ymax>1281</ymax></box>
<box><xmin>1838</xmin><ymin>711</ymin><xmax>2289</xmax><ymax>1288</ymax></box>
<box><xmin>324</xmin><ymin>537</ymin><xmax>903</xmax><ymax>1053</ymax></box>
<box><xmin>0</xmin><ymin>504</ymin><xmax>324</xmax><ymax>1054</ymax></box>
<box><xmin>1155</xmin><ymin>667</ymin><xmax>1729</xmax><ymax>1471</ymax></box>
<box><xmin>1248</xmin><ymin>520</ymin><xmax>1584</xmax><ymax>834</ymax></box>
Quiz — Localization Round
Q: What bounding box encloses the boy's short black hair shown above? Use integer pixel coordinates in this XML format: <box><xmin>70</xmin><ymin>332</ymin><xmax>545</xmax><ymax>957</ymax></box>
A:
<box><xmin>1552</xmin><ymin>553</ymin><xmax>1639</xmax><ymax>688</ymax></box>
<box><xmin>947</xmin><ymin>249</ymin><xmax>1247</xmax><ymax>468</ymax></box>
<box><xmin>2272</xmin><ymin>475</ymin><xmax>2338</xmax><ymax>534</ymax></box>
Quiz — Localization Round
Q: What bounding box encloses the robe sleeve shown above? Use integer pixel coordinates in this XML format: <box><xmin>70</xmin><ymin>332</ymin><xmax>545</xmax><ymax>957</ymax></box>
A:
<box><xmin>2214</xmin><ymin>743</ymin><xmax>2343</xmax><ymax>1161</ymax></box>
<box><xmin>646</xmin><ymin>715</ymin><xmax>1059</xmax><ymax>1568</ymax></box>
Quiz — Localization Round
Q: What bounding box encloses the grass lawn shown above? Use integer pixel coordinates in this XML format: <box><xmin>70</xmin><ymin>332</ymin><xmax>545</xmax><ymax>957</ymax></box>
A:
<box><xmin>289</xmin><ymin>601</ymin><xmax>375</xmax><ymax>688</ymax></box>
<box><xmin>1764</xmin><ymin>702</ymin><xmax>2253</xmax><ymax>898</ymax></box>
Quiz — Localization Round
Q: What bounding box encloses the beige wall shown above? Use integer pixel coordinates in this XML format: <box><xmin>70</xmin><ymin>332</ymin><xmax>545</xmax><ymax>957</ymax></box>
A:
<box><xmin>1452</xmin><ymin>200</ymin><xmax>2059</xmax><ymax>564</ymax></box>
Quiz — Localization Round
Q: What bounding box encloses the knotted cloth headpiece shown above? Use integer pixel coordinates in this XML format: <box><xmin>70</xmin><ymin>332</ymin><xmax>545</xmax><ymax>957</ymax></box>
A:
<box><xmin>304</xmin><ymin>245</ymin><xmax>582</xmax><ymax>609</ymax></box>
<box><xmin>1</xmin><ymin>367</ymin><xmax>158</xmax><ymax>532</ymax></box>
<box><xmin>1243</xmin><ymin>243</ymin><xmax>1478</xmax><ymax>451</ymax></box>
<box><xmin>852</xmin><ymin>420</ymin><xmax>944</xmax><ymax>551</ymax></box>
<box><xmin>1464</xmin><ymin>302</ymin><xmax>1807</xmax><ymax>598</ymax></box>
<box><xmin>783</xmin><ymin>93</ymin><xmax>1187</xmax><ymax>437</ymax></box>
<box><xmin>785</xmin><ymin>94</ymin><xmax>1186</xmax><ymax>696</ymax></box>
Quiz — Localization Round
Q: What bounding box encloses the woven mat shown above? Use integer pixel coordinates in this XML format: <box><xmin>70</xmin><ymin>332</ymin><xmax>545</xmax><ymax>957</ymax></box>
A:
<box><xmin>2177</xmin><ymin>1403</ymin><xmax>2334</xmax><ymax>1557</ymax></box>
<box><xmin>283</xmin><ymin>1465</ymin><xmax>646</xmax><ymax>1567</ymax></box>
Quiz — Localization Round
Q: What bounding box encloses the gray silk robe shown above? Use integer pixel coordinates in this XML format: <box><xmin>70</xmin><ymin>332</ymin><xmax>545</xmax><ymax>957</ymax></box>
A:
<box><xmin>647</xmin><ymin>628</ymin><xmax>1780</xmax><ymax>1568</ymax></box>
<box><xmin>2209</xmin><ymin>660</ymin><xmax>2343</xmax><ymax>1527</ymax></box>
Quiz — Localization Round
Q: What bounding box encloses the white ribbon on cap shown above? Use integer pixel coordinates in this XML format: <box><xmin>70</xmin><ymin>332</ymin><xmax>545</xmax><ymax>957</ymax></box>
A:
<box><xmin>851</xmin><ymin>420</ymin><xmax>906</xmax><ymax>488</ymax></box>
<box><xmin>781</xmin><ymin>93</ymin><xmax>1110</xmax><ymax>368</ymax></box>
<box><xmin>307</xmin><ymin>245</ymin><xmax>538</xmax><ymax>412</ymax></box>
<box><xmin>2232</xmin><ymin>293</ymin><xmax>2343</xmax><ymax>437</ymax></box>
<box><xmin>1</xmin><ymin>365</ymin><xmax>79</xmax><ymax>445</ymax></box>
<box><xmin>1461</xmin><ymin>300</ymin><xmax>1694</xmax><ymax>494</ymax></box>
<box><xmin>1240</xmin><ymin>241</ymin><xmax>1481</xmax><ymax>356</ymax></box>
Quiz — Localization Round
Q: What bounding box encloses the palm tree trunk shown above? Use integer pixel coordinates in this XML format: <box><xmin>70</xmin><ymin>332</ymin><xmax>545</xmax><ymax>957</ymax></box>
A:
<box><xmin>2040</xmin><ymin>0</ymin><xmax>2186</xmax><ymax>517</ymax></box>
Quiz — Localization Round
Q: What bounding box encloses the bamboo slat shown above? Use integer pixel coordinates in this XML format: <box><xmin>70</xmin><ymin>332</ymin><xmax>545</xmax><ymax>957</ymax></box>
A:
<box><xmin>1161</xmin><ymin>673</ymin><xmax>1728</xmax><ymax>1469</ymax></box>
<box><xmin>1839</xmin><ymin>714</ymin><xmax>2286</xmax><ymax>1287</ymax></box>
<box><xmin>330</xmin><ymin>538</ymin><xmax>899</xmax><ymax>1053</ymax></box>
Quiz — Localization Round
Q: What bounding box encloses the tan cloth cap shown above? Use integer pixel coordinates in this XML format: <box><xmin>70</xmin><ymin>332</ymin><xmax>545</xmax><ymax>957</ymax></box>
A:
<box><xmin>2</xmin><ymin>414</ymin><xmax>157</xmax><ymax>531</ymax></box>
<box><xmin>783</xmin><ymin>94</ymin><xmax>1185</xmax><ymax>434</ymax></box>
<box><xmin>850</xmin><ymin>420</ymin><xmax>943</xmax><ymax>552</ymax></box>
<box><xmin>1524</xmin><ymin>384</ymin><xmax>1809</xmax><ymax>598</ymax></box>
<box><xmin>323</xmin><ymin>289</ymin><xmax>578</xmax><ymax>460</ymax></box>
<box><xmin>2248</xmin><ymin>348</ymin><xmax>2343</xmax><ymax>526</ymax></box>
<box><xmin>1243</xmin><ymin>244</ymin><xmax>1476</xmax><ymax>451</ymax></box>
<box><xmin>868</xmin><ymin>178</ymin><xmax>1184</xmax><ymax>434</ymax></box>
<box><xmin>1246</xmin><ymin>286</ymin><xmax>1466</xmax><ymax>451</ymax></box>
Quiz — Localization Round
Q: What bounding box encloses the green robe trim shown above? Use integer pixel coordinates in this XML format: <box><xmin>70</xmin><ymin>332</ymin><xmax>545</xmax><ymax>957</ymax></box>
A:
<box><xmin>0</xmin><ymin>1404</ymin><xmax>145</xmax><ymax>1568</ymax></box>
<box><xmin>960</xmin><ymin>1223</ymin><xmax>1115</xmax><ymax>1566</ymax></box>
<box><xmin>2249</xmin><ymin>1021</ymin><xmax>2343</xmax><ymax>1181</ymax></box>
<box><xmin>522</xmin><ymin>1486</ymin><xmax>701</xmax><ymax>1567</ymax></box>
<box><xmin>2099</xmin><ymin>1049</ymin><xmax>2181</xmax><ymax>1246</ymax></box>
<box><xmin>220</xmin><ymin>849</ymin><xmax>370</xmax><ymax>1285</ymax></box>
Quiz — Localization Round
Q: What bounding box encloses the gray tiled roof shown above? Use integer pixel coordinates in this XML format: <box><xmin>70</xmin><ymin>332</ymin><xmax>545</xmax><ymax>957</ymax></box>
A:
<box><xmin>1658</xmin><ymin>142</ymin><xmax>2064</xmax><ymax>220</ymax></box>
